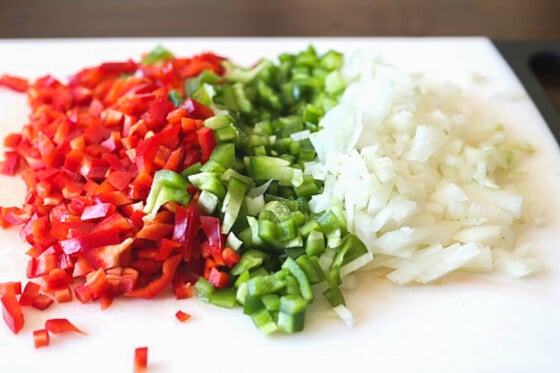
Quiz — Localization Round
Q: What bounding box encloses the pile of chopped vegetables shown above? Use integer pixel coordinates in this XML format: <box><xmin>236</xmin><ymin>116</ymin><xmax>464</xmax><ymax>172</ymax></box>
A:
<box><xmin>0</xmin><ymin>44</ymin><xmax>537</xmax><ymax>354</ymax></box>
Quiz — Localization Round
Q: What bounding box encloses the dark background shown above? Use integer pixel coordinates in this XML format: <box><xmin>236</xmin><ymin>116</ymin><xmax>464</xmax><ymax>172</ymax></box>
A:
<box><xmin>0</xmin><ymin>0</ymin><xmax>559</xmax><ymax>39</ymax></box>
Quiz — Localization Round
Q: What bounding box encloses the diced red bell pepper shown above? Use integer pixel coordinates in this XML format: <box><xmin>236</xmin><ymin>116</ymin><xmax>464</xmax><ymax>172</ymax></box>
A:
<box><xmin>74</xmin><ymin>283</ymin><xmax>93</xmax><ymax>304</ymax></box>
<box><xmin>173</xmin><ymin>203</ymin><xmax>200</xmax><ymax>247</ymax></box>
<box><xmin>222</xmin><ymin>247</ymin><xmax>241</xmax><ymax>268</ymax></box>
<box><xmin>0</xmin><ymin>48</ymin><xmax>229</xmax><ymax>320</ymax></box>
<box><xmin>136</xmin><ymin>222</ymin><xmax>174</xmax><ymax>241</ymax></box>
<box><xmin>80</xmin><ymin>202</ymin><xmax>115</xmax><ymax>221</ymax></box>
<box><xmin>3</xmin><ymin>133</ymin><xmax>21</xmax><ymax>148</ymax></box>
<box><xmin>200</xmin><ymin>216</ymin><xmax>225</xmax><ymax>265</ymax></box>
<box><xmin>60</xmin><ymin>228</ymin><xmax>120</xmax><ymax>255</ymax></box>
<box><xmin>84</xmin><ymin>268</ymin><xmax>110</xmax><ymax>300</ymax></box>
<box><xmin>175</xmin><ymin>310</ymin><xmax>191</xmax><ymax>322</ymax></box>
<box><xmin>93</xmin><ymin>212</ymin><xmax>133</xmax><ymax>233</ymax></box>
<box><xmin>83</xmin><ymin>237</ymin><xmax>134</xmax><ymax>270</ymax></box>
<box><xmin>0</xmin><ymin>151</ymin><xmax>20</xmax><ymax>175</ymax></box>
<box><xmin>207</xmin><ymin>267</ymin><xmax>230</xmax><ymax>289</ymax></box>
<box><xmin>54</xmin><ymin>287</ymin><xmax>73</xmax><ymax>303</ymax></box>
<box><xmin>119</xmin><ymin>267</ymin><xmax>139</xmax><ymax>293</ymax></box>
<box><xmin>125</xmin><ymin>254</ymin><xmax>182</xmax><ymax>299</ymax></box>
<box><xmin>142</xmin><ymin>91</ymin><xmax>175</xmax><ymax>131</ymax></box>
<box><xmin>134</xmin><ymin>346</ymin><xmax>148</xmax><ymax>373</ymax></box>
<box><xmin>100</xmin><ymin>294</ymin><xmax>114</xmax><ymax>310</ymax></box>
<box><xmin>106</xmin><ymin>170</ymin><xmax>133</xmax><ymax>191</ymax></box>
<box><xmin>181</xmin><ymin>98</ymin><xmax>214</xmax><ymax>120</ymax></box>
<box><xmin>42</xmin><ymin>268</ymin><xmax>70</xmax><ymax>292</ymax></box>
<box><xmin>0</xmin><ymin>74</ymin><xmax>29</xmax><ymax>92</ymax></box>
<box><xmin>1</xmin><ymin>294</ymin><xmax>24</xmax><ymax>334</ymax></box>
<box><xmin>19</xmin><ymin>281</ymin><xmax>41</xmax><ymax>306</ymax></box>
<box><xmin>45</xmin><ymin>318</ymin><xmax>86</xmax><ymax>335</ymax></box>
<box><xmin>27</xmin><ymin>252</ymin><xmax>59</xmax><ymax>278</ymax></box>
<box><xmin>31</xmin><ymin>293</ymin><xmax>54</xmax><ymax>310</ymax></box>
<box><xmin>197</xmin><ymin>127</ymin><xmax>216</xmax><ymax>163</ymax></box>
<box><xmin>33</xmin><ymin>329</ymin><xmax>50</xmax><ymax>348</ymax></box>
<box><xmin>0</xmin><ymin>281</ymin><xmax>22</xmax><ymax>296</ymax></box>
<box><xmin>92</xmin><ymin>191</ymin><xmax>132</xmax><ymax>206</ymax></box>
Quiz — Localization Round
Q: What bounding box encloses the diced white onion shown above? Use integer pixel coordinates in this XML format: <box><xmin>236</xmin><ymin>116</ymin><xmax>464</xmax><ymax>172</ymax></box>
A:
<box><xmin>289</xmin><ymin>129</ymin><xmax>311</xmax><ymax>142</ymax></box>
<box><xmin>303</xmin><ymin>50</ymin><xmax>538</xmax><ymax>287</ymax></box>
<box><xmin>333</xmin><ymin>305</ymin><xmax>354</xmax><ymax>328</ymax></box>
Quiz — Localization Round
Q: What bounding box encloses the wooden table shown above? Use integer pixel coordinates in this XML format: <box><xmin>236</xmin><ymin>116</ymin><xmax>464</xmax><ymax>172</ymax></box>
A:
<box><xmin>0</xmin><ymin>0</ymin><xmax>559</xmax><ymax>39</ymax></box>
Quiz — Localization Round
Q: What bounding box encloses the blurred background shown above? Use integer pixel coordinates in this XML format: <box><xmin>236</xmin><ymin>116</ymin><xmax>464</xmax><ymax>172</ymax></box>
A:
<box><xmin>0</xmin><ymin>0</ymin><xmax>559</xmax><ymax>39</ymax></box>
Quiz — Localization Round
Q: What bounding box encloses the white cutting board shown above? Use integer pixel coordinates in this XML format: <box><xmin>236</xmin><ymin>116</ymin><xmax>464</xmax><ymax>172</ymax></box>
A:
<box><xmin>0</xmin><ymin>38</ymin><xmax>559</xmax><ymax>373</ymax></box>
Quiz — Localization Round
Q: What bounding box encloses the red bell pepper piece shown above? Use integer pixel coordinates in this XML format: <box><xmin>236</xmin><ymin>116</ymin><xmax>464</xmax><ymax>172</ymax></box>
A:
<box><xmin>60</xmin><ymin>228</ymin><xmax>120</xmax><ymax>255</ymax></box>
<box><xmin>83</xmin><ymin>237</ymin><xmax>134</xmax><ymax>270</ymax></box>
<box><xmin>80</xmin><ymin>203</ymin><xmax>115</xmax><ymax>221</ymax></box>
<box><xmin>207</xmin><ymin>267</ymin><xmax>230</xmax><ymax>289</ymax></box>
<box><xmin>136</xmin><ymin>222</ymin><xmax>174</xmax><ymax>241</ymax></box>
<box><xmin>54</xmin><ymin>287</ymin><xmax>73</xmax><ymax>303</ymax></box>
<box><xmin>92</xmin><ymin>191</ymin><xmax>132</xmax><ymax>206</ymax></box>
<box><xmin>0</xmin><ymin>281</ymin><xmax>22</xmax><ymax>296</ymax></box>
<box><xmin>74</xmin><ymin>284</ymin><xmax>93</xmax><ymax>304</ymax></box>
<box><xmin>93</xmin><ymin>213</ymin><xmax>133</xmax><ymax>233</ymax></box>
<box><xmin>1</xmin><ymin>294</ymin><xmax>24</xmax><ymax>334</ymax></box>
<box><xmin>173</xmin><ymin>203</ymin><xmax>200</xmax><ymax>246</ymax></box>
<box><xmin>98</xmin><ymin>60</ymin><xmax>138</xmax><ymax>75</ymax></box>
<box><xmin>45</xmin><ymin>318</ymin><xmax>86</xmax><ymax>335</ymax></box>
<box><xmin>200</xmin><ymin>216</ymin><xmax>225</xmax><ymax>265</ymax></box>
<box><xmin>142</xmin><ymin>91</ymin><xmax>175</xmax><ymax>131</ymax></box>
<box><xmin>106</xmin><ymin>170</ymin><xmax>133</xmax><ymax>191</ymax></box>
<box><xmin>33</xmin><ymin>329</ymin><xmax>50</xmax><ymax>348</ymax></box>
<box><xmin>27</xmin><ymin>252</ymin><xmax>58</xmax><ymax>278</ymax></box>
<box><xmin>134</xmin><ymin>346</ymin><xmax>148</xmax><ymax>373</ymax></box>
<box><xmin>31</xmin><ymin>293</ymin><xmax>54</xmax><ymax>310</ymax></box>
<box><xmin>42</xmin><ymin>268</ymin><xmax>70</xmax><ymax>292</ymax></box>
<box><xmin>222</xmin><ymin>247</ymin><xmax>241</xmax><ymax>268</ymax></box>
<box><xmin>84</xmin><ymin>268</ymin><xmax>110</xmax><ymax>300</ymax></box>
<box><xmin>0</xmin><ymin>151</ymin><xmax>20</xmax><ymax>175</ymax></box>
<box><xmin>197</xmin><ymin>127</ymin><xmax>216</xmax><ymax>163</ymax></box>
<box><xmin>125</xmin><ymin>254</ymin><xmax>182</xmax><ymax>299</ymax></box>
<box><xmin>175</xmin><ymin>310</ymin><xmax>191</xmax><ymax>322</ymax></box>
<box><xmin>0</xmin><ymin>74</ymin><xmax>29</xmax><ymax>92</ymax></box>
<box><xmin>181</xmin><ymin>98</ymin><xmax>214</xmax><ymax>120</ymax></box>
<box><xmin>200</xmin><ymin>216</ymin><xmax>222</xmax><ymax>249</ymax></box>
<box><xmin>19</xmin><ymin>281</ymin><xmax>41</xmax><ymax>306</ymax></box>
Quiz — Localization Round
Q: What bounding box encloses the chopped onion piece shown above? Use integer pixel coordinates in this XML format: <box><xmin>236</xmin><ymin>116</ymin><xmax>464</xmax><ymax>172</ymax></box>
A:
<box><xmin>289</xmin><ymin>129</ymin><xmax>311</xmax><ymax>142</ymax></box>
<box><xmin>493</xmin><ymin>247</ymin><xmax>540</xmax><ymax>278</ymax></box>
<box><xmin>333</xmin><ymin>304</ymin><xmax>354</xmax><ymax>328</ymax></box>
<box><xmin>340</xmin><ymin>251</ymin><xmax>374</xmax><ymax>277</ymax></box>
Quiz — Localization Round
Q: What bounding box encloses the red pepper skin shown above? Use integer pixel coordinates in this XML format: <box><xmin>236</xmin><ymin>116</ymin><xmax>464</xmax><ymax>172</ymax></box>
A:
<box><xmin>125</xmin><ymin>254</ymin><xmax>182</xmax><ymax>299</ymax></box>
<box><xmin>1</xmin><ymin>294</ymin><xmax>25</xmax><ymax>334</ymax></box>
